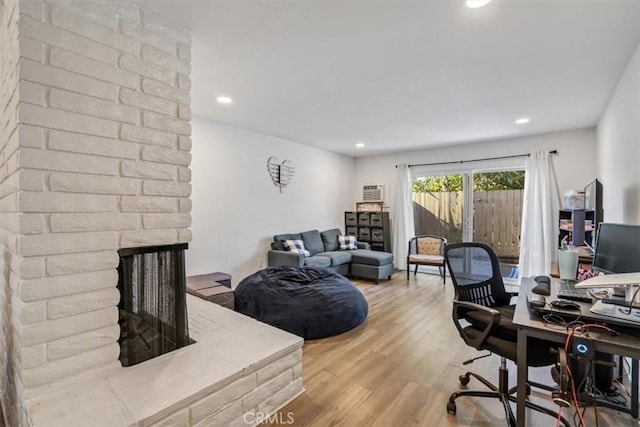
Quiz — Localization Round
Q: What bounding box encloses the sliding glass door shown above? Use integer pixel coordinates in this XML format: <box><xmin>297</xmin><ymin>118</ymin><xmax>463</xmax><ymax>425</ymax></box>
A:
<box><xmin>471</xmin><ymin>171</ymin><xmax>524</xmax><ymax>264</ymax></box>
<box><xmin>412</xmin><ymin>174</ymin><xmax>465</xmax><ymax>245</ymax></box>
<box><xmin>412</xmin><ymin>169</ymin><xmax>524</xmax><ymax>264</ymax></box>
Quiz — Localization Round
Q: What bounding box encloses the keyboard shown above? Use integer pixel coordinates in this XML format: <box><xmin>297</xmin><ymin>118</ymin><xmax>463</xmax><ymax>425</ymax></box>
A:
<box><xmin>556</xmin><ymin>281</ymin><xmax>593</xmax><ymax>303</ymax></box>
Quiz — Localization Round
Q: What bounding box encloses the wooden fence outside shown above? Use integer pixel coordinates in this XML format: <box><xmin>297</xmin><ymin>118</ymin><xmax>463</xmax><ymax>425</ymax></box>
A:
<box><xmin>412</xmin><ymin>190</ymin><xmax>524</xmax><ymax>261</ymax></box>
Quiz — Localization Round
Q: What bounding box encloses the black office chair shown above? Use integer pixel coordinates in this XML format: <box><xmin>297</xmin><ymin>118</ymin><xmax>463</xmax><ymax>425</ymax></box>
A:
<box><xmin>444</xmin><ymin>242</ymin><xmax>569</xmax><ymax>426</ymax></box>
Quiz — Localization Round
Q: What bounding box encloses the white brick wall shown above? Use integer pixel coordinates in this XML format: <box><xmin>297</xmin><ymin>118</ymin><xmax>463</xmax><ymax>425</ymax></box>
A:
<box><xmin>5</xmin><ymin>0</ymin><xmax>193</xmax><ymax>416</ymax></box>
<box><xmin>121</xmin><ymin>123</ymin><xmax>175</xmax><ymax>147</ymax></box>
<box><xmin>49</xmin><ymin>130</ymin><xmax>138</xmax><ymax>159</ymax></box>
<box><xmin>191</xmin><ymin>375</ymin><xmax>258</xmax><ymax>424</ymax></box>
<box><xmin>1</xmin><ymin>0</ymin><xmax>28</xmax><ymax>424</ymax></box>
<box><xmin>45</xmin><ymin>251</ymin><xmax>119</xmax><ymax>276</ymax></box>
<box><xmin>20</xmin><ymin>59</ymin><xmax>118</xmax><ymax>100</ymax></box>
<box><xmin>22</xmin><ymin>296</ymin><xmax>305</xmax><ymax>427</ymax></box>
<box><xmin>22</xmin><ymin>342</ymin><xmax>120</xmax><ymax>389</ymax></box>
<box><xmin>3</xmin><ymin>2</ymin><xmax>305</xmax><ymax>426</ymax></box>
<box><xmin>50</xmin><ymin>47</ymin><xmax>138</xmax><ymax>89</ymax></box>
<box><xmin>155</xmin><ymin>346</ymin><xmax>304</xmax><ymax>427</ymax></box>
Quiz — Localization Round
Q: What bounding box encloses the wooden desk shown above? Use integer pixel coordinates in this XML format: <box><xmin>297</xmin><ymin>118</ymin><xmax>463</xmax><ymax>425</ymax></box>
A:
<box><xmin>513</xmin><ymin>278</ymin><xmax>640</xmax><ymax>426</ymax></box>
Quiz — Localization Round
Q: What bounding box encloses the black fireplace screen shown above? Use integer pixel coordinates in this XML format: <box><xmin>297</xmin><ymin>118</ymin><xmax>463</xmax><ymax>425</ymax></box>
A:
<box><xmin>117</xmin><ymin>243</ymin><xmax>191</xmax><ymax>367</ymax></box>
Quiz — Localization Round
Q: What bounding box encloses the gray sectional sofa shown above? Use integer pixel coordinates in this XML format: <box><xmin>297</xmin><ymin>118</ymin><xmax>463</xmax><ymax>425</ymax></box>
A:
<box><xmin>267</xmin><ymin>228</ymin><xmax>394</xmax><ymax>283</ymax></box>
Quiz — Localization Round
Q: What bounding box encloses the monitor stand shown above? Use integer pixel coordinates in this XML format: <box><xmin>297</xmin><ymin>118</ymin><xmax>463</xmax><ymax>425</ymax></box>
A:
<box><xmin>612</xmin><ymin>287</ymin><xmax>626</xmax><ymax>298</ymax></box>
<box><xmin>607</xmin><ymin>285</ymin><xmax>640</xmax><ymax>308</ymax></box>
<box><xmin>625</xmin><ymin>285</ymin><xmax>640</xmax><ymax>305</ymax></box>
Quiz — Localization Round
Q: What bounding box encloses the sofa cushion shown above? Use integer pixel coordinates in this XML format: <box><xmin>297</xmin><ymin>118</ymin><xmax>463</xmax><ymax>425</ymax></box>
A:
<box><xmin>351</xmin><ymin>249</ymin><xmax>394</xmax><ymax>266</ymax></box>
<box><xmin>273</xmin><ymin>233</ymin><xmax>302</xmax><ymax>251</ymax></box>
<box><xmin>283</xmin><ymin>240</ymin><xmax>310</xmax><ymax>257</ymax></box>
<box><xmin>303</xmin><ymin>255</ymin><xmax>331</xmax><ymax>268</ymax></box>
<box><xmin>338</xmin><ymin>235</ymin><xmax>358</xmax><ymax>250</ymax></box>
<box><xmin>315</xmin><ymin>251</ymin><xmax>352</xmax><ymax>266</ymax></box>
<box><xmin>300</xmin><ymin>229</ymin><xmax>324</xmax><ymax>255</ymax></box>
<box><xmin>321</xmin><ymin>228</ymin><xmax>342</xmax><ymax>252</ymax></box>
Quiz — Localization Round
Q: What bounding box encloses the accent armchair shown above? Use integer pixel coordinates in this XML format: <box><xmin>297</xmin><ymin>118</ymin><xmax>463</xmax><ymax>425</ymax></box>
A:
<box><xmin>407</xmin><ymin>235</ymin><xmax>446</xmax><ymax>282</ymax></box>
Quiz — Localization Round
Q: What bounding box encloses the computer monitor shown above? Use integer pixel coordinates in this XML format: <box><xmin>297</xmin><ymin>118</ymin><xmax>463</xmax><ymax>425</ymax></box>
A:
<box><xmin>576</xmin><ymin>223</ymin><xmax>640</xmax><ymax>294</ymax></box>
<box><xmin>592</xmin><ymin>223</ymin><xmax>640</xmax><ymax>274</ymax></box>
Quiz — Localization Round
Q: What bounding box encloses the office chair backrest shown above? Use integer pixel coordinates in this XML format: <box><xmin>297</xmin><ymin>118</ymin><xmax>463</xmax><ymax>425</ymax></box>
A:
<box><xmin>445</xmin><ymin>242</ymin><xmax>511</xmax><ymax>307</ymax></box>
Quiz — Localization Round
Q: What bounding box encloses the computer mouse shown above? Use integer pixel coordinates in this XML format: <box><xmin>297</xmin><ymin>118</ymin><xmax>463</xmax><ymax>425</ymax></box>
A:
<box><xmin>528</xmin><ymin>294</ymin><xmax>546</xmax><ymax>308</ymax></box>
<box><xmin>550</xmin><ymin>300</ymin><xmax>581</xmax><ymax>310</ymax></box>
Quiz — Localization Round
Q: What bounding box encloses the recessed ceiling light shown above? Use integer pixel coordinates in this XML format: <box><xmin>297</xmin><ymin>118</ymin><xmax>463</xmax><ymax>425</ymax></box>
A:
<box><xmin>515</xmin><ymin>117</ymin><xmax>531</xmax><ymax>125</ymax></box>
<box><xmin>216</xmin><ymin>96</ymin><xmax>232</xmax><ymax>104</ymax></box>
<box><xmin>466</xmin><ymin>0</ymin><xmax>492</xmax><ymax>8</ymax></box>
<box><xmin>355</xmin><ymin>143</ymin><xmax>365</xmax><ymax>148</ymax></box>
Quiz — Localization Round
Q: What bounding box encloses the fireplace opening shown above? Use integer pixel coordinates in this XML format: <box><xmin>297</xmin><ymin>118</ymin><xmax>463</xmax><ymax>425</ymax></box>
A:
<box><xmin>117</xmin><ymin>243</ymin><xmax>193</xmax><ymax>367</ymax></box>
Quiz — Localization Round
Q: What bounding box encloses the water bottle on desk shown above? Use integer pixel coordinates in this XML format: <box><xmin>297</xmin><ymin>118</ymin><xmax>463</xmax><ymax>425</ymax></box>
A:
<box><xmin>558</xmin><ymin>237</ymin><xmax>578</xmax><ymax>281</ymax></box>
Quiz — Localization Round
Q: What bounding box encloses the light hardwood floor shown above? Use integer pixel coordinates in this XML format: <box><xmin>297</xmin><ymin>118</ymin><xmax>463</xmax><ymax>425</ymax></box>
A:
<box><xmin>264</xmin><ymin>272</ymin><xmax>637</xmax><ymax>426</ymax></box>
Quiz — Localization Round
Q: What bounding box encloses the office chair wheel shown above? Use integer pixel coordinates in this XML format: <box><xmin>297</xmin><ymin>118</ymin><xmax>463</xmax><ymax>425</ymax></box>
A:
<box><xmin>446</xmin><ymin>401</ymin><xmax>456</xmax><ymax>415</ymax></box>
<box><xmin>458</xmin><ymin>374</ymin><xmax>470</xmax><ymax>386</ymax></box>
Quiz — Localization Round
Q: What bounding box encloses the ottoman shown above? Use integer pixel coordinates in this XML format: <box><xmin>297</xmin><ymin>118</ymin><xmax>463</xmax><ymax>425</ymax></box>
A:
<box><xmin>350</xmin><ymin>250</ymin><xmax>394</xmax><ymax>283</ymax></box>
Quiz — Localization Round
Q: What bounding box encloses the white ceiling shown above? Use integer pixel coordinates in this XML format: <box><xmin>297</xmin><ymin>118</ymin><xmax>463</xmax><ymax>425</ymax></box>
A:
<box><xmin>141</xmin><ymin>0</ymin><xmax>640</xmax><ymax>157</ymax></box>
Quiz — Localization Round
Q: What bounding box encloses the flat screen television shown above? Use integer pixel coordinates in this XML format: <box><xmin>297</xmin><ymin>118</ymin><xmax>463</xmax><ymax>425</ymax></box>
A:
<box><xmin>592</xmin><ymin>223</ymin><xmax>640</xmax><ymax>274</ymax></box>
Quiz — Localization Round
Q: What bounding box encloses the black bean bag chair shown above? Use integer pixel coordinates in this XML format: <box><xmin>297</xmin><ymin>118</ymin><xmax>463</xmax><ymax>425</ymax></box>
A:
<box><xmin>235</xmin><ymin>266</ymin><xmax>368</xmax><ymax>340</ymax></box>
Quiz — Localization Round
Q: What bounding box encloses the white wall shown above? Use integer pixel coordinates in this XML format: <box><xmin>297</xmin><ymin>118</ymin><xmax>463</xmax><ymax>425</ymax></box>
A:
<box><xmin>597</xmin><ymin>43</ymin><xmax>640</xmax><ymax>225</ymax></box>
<box><xmin>188</xmin><ymin>117</ymin><xmax>355</xmax><ymax>283</ymax></box>
<box><xmin>355</xmin><ymin>128</ymin><xmax>598</xmax><ymax>216</ymax></box>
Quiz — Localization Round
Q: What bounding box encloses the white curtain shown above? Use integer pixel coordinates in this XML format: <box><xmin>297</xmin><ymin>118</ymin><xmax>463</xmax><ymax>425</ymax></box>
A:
<box><xmin>393</xmin><ymin>164</ymin><xmax>415</xmax><ymax>270</ymax></box>
<box><xmin>519</xmin><ymin>151</ymin><xmax>561</xmax><ymax>278</ymax></box>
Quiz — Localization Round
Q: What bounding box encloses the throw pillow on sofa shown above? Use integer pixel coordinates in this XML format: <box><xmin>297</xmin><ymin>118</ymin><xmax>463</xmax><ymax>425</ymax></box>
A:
<box><xmin>284</xmin><ymin>239</ymin><xmax>311</xmax><ymax>257</ymax></box>
<box><xmin>338</xmin><ymin>235</ymin><xmax>358</xmax><ymax>250</ymax></box>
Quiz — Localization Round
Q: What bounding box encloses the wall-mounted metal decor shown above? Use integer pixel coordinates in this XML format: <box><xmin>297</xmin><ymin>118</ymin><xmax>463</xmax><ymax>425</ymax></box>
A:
<box><xmin>267</xmin><ymin>156</ymin><xmax>295</xmax><ymax>192</ymax></box>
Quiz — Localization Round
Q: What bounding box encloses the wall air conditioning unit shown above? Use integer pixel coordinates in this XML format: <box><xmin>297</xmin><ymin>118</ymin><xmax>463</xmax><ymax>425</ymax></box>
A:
<box><xmin>362</xmin><ymin>184</ymin><xmax>384</xmax><ymax>202</ymax></box>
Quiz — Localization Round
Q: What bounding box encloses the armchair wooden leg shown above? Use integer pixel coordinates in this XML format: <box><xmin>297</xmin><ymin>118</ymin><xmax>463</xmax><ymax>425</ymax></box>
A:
<box><xmin>414</xmin><ymin>265</ymin><xmax>418</xmax><ymax>276</ymax></box>
<box><xmin>406</xmin><ymin>265</ymin><xmax>410</xmax><ymax>281</ymax></box>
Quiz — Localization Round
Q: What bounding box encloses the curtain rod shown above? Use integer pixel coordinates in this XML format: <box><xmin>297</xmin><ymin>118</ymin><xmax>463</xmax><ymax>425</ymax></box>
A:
<box><xmin>395</xmin><ymin>149</ymin><xmax>558</xmax><ymax>168</ymax></box>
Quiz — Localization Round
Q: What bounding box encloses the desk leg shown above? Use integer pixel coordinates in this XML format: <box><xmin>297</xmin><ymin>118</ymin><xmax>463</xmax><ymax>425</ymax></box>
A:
<box><xmin>516</xmin><ymin>327</ymin><xmax>528</xmax><ymax>427</ymax></box>
<box><xmin>632</xmin><ymin>358</ymin><xmax>639</xmax><ymax>419</ymax></box>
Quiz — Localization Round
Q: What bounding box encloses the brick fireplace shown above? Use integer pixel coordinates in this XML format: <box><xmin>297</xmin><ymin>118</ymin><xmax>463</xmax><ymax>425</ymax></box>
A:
<box><xmin>0</xmin><ymin>1</ymin><xmax>303</xmax><ymax>425</ymax></box>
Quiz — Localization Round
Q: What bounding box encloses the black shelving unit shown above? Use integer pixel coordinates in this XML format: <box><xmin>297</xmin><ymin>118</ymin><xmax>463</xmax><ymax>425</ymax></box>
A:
<box><xmin>345</xmin><ymin>211</ymin><xmax>391</xmax><ymax>252</ymax></box>
<box><xmin>559</xmin><ymin>209</ymin><xmax>596</xmax><ymax>247</ymax></box>
<box><xmin>559</xmin><ymin>180</ymin><xmax>603</xmax><ymax>248</ymax></box>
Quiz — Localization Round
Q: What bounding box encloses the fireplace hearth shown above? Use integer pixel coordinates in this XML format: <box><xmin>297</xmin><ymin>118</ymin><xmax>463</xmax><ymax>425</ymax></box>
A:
<box><xmin>117</xmin><ymin>244</ymin><xmax>192</xmax><ymax>367</ymax></box>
